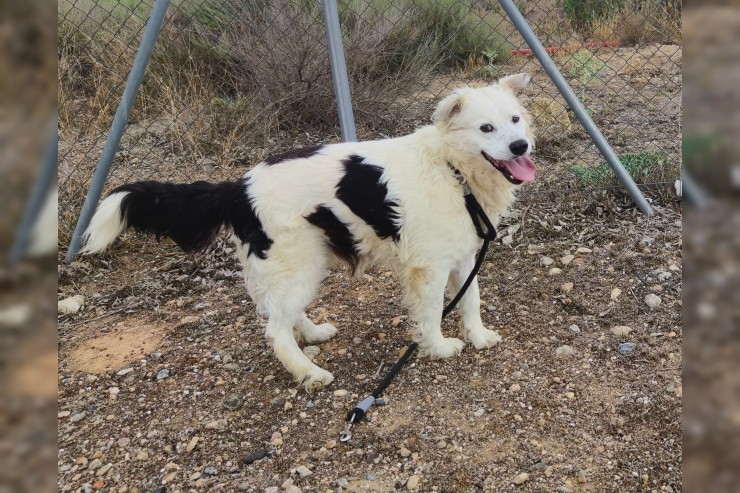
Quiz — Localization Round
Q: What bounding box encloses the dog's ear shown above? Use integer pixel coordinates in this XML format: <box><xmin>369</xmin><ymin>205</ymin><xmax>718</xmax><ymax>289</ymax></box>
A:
<box><xmin>499</xmin><ymin>73</ymin><xmax>531</xmax><ymax>92</ymax></box>
<box><xmin>433</xmin><ymin>90</ymin><xmax>466</xmax><ymax>128</ymax></box>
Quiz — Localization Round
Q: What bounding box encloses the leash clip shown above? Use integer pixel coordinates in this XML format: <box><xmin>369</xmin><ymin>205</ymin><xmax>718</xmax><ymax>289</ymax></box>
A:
<box><xmin>339</xmin><ymin>414</ymin><xmax>355</xmax><ymax>442</ymax></box>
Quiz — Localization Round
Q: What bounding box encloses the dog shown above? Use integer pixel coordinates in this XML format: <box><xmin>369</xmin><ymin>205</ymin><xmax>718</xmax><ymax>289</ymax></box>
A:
<box><xmin>82</xmin><ymin>73</ymin><xmax>536</xmax><ymax>392</ymax></box>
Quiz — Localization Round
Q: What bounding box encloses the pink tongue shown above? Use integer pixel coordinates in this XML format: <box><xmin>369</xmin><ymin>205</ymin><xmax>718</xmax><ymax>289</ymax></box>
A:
<box><xmin>503</xmin><ymin>156</ymin><xmax>536</xmax><ymax>182</ymax></box>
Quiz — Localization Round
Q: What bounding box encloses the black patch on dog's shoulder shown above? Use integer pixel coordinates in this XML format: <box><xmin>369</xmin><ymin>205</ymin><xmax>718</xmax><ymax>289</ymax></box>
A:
<box><xmin>336</xmin><ymin>155</ymin><xmax>400</xmax><ymax>241</ymax></box>
<box><xmin>263</xmin><ymin>145</ymin><xmax>323</xmax><ymax>165</ymax></box>
<box><xmin>112</xmin><ymin>179</ymin><xmax>272</xmax><ymax>259</ymax></box>
<box><xmin>305</xmin><ymin>205</ymin><xmax>360</xmax><ymax>272</ymax></box>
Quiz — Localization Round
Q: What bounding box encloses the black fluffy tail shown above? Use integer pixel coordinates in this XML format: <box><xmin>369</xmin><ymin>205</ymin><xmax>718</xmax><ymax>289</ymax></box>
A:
<box><xmin>83</xmin><ymin>179</ymin><xmax>272</xmax><ymax>258</ymax></box>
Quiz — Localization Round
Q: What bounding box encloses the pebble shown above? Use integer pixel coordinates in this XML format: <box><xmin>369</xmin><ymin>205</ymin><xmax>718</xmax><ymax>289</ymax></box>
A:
<box><xmin>561</xmin><ymin>282</ymin><xmax>574</xmax><ymax>293</ymax></box>
<box><xmin>540</xmin><ymin>256</ymin><xmax>554</xmax><ymax>267</ymax></box>
<box><xmin>238</xmin><ymin>482</ymin><xmax>250</xmax><ymax>490</ymax></box>
<box><xmin>375</xmin><ymin>398</ymin><xmax>387</xmax><ymax>406</ymax></box>
<box><xmin>611</xmin><ymin>326</ymin><xmax>632</xmax><ymax>337</ymax></box>
<box><xmin>305</xmin><ymin>401</ymin><xmax>315</xmax><ymax>408</ymax></box>
<box><xmin>185</xmin><ymin>436</ymin><xmax>200</xmax><ymax>452</ymax></box>
<box><xmin>513</xmin><ymin>472</ymin><xmax>530</xmax><ymax>485</ymax></box>
<box><xmin>303</xmin><ymin>345</ymin><xmax>321</xmax><ymax>358</ymax></box>
<box><xmin>337</xmin><ymin>478</ymin><xmax>349</xmax><ymax>488</ymax></box>
<box><xmin>618</xmin><ymin>342</ymin><xmax>636</xmax><ymax>354</ymax></box>
<box><xmin>549</xmin><ymin>267</ymin><xmax>562</xmax><ymax>275</ymax></box>
<box><xmin>96</xmin><ymin>463</ymin><xmax>112</xmax><ymax>476</ymax></box>
<box><xmin>156</xmin><ymin>369</ymin><xmax>170</xmax><ymax>381</ymax></box>
<box><xmin>645</xmin><ymin>294</ymin><xmax>662</xmax><ymax>308</ymax></box>
<box><xmin>58</xmin><ymin>295</ymin><xmax>84</xmax><ymax>315</ymax></box>
<box><xmin>473</xmin><ymin>408</ymin><xmax>485</xmax><ymax>417</ymax></box>
<box><xmin>116</xmin><ymin>368</ymin><xmax>133</xmax><ymax>376</ymax></box>
<box><xmin>242</xmin><ymin>449</ymin><xmax>269</xmax><ymax>465</ymax></box>
<box><xmin>223</xmin><ymin>396</ymin><xmax>244</xmax><ymax>410</ymax></box>
<box><xmin>436</xmin><ymin>440</ymin><xmax>447</xmax><ymax>449</ymax></box>
<box><xmin>180</xmin><ymin>315</ymin><xmax>200</xmax><ymax>324</ymax></box>
<box><xmin>399</xmin><ymin>447</ymin><xmax>411</xmax><ymax>457</ymax></box>
<box><xmin>576</xmin><ymin>247</ymin><xmax>592</xmax><ymax>253</ymax></box>
<box><xmin>569</xmin><ymin>324</ymin><xmax>580</xmax><ymax>334</ymax></box>
<box><xmin>509</xmin><ymin>383</ymin><xmax>521</xmax><ymax>392</ymax></box>
<box><xmin>265</xmin><ymin>487</ymin><xmax>279</xmax><ymax>493</ymax></box>
<box><xmin>293</xmin><ymin>465</ymin><xmax>312</xmax><ymax>477</ymax></box>
<box><xmin>333</xmin><ymin>389</ymin><xmax>348</xmax><ymax>397</ymax></box>
<box><xmin>325</xmin><ymin>440</ymin><xmax>337</xmax><ymax>450</ymax></box>
<box><xmin>560</xmin><ymin>254</ymin><xmax>575</xmax><ymax>265</ymax></box>
<box><xmin>203</xmin><ymin>466</ymin><xmax>218</xmax><ymax>476</ymax></box>
<box><xmin>270</xmin><ymin>431</ymin><xmax>283</xmax><ymax>446</ymax></box>
<box><xmin>283</xmin><ymin>486</ymin><xmax>301</xmax><ymax>493</ymax></box>
<box><xmin>555</xmin><ymin>345</ymin><xmax>575</xmax><ymax>358</ymax></box>
<box><xmin>611</xmin><ymin>288</ymin><xmax>622</xmax><ymax>300</ymax></box>
<box><xmin>406</xmin><ymin>475</ymin><xmax>420</xmax><ymax>490</ymax></box>
<box><xmin>365</xmin><ymin>472</ymin><xmax>378</xmax><ymax>481</ymax></box>
<box><xmin>70</xmin><ymin>412</ymin><xmax>87</xmax><ymax>423</ymax></box>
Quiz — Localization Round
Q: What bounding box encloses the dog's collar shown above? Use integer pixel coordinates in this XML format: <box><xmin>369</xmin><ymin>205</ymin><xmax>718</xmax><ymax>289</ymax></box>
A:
<box><xmin>447</xmin><ymin>163</ymin><xmax>471</xmax><ymax>196</ymax></box>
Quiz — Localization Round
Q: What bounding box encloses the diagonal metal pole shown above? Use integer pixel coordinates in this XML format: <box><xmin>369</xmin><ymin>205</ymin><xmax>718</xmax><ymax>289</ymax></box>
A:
<box><xmin>498</xmin><ymin>0</ymin><xmax>654</xmax><ymax>217</ymax></box>
<box><xmin>65</xmin><ymin>0</ymin><xmax>171</xmax><ymax>263</ymax></box>
<box><xmin>681</xmin><ymin>167</ymin><xmax>708</xmax><ymax>209</ymax></box>
<box><xmin>9</xmin><ymin>117</ymin><xmax>58</xmax><ymax>264</ymax></box>
<box><xmin>321</xmin><ymin>0</ymin><xmax>357</xmax><ymax>142</ymax></box>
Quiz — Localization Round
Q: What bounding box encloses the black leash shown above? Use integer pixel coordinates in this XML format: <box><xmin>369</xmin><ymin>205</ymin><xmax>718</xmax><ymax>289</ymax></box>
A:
<box><xmin>340</xmin><ymin>184</ymin><xmax>497</xmax><ymax>442</ymax></box>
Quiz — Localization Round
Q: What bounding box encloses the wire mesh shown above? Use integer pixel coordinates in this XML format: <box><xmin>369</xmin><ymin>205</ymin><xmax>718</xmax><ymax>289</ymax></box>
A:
<box><xmin>58</xmin><ymin>0</ymin><xmax>682</xmax><ymax>240</ymax></box>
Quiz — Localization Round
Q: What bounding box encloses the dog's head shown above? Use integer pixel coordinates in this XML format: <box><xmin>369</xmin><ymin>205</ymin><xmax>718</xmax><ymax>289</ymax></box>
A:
<box><xmin>433</xmin><ymin>74</ymin><xmax>536</xmax><ymax>185</ymax></box>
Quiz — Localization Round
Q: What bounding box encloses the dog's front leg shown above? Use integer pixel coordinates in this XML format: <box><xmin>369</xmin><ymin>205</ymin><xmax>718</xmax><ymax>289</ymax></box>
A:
<box><xmin>403</xmin><ymin>266</ymin><xmax>465</xmax><ymax>358</ymax></box>
<box><xmin>448</xmin><ymin>255</ymin><xmax>502</xmax><ymax>349</ymax></box>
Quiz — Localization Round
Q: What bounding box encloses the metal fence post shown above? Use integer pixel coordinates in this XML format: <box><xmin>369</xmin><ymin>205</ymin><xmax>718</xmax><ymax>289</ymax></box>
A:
<box><xmin>321</xmin><ymin>0</ymin><xmax>357</xmax><ymax>142</ymax></box>
<box><xmin>498</xmin><ymin>0</ymin><xmax>654</xmax><ymax>217</ymax></box>
<box><xmin>64</xmin><ymin>0</ymin><xmax>171</xmax><ymax>263</ymax></box>
<box><xmin>9</xmin><ymin>118</ymin><xmax>58</xmax><ymax>264</ymax></box>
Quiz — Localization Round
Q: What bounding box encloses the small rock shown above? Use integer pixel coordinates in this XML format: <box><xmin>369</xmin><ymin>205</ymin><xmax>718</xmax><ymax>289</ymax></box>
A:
<box><xmin>185</xmin><ymin>436</ymin><xmax>200</xmax><ymax>453</ymax></box>
<box><xmin>365</xmin><ymin>472</ymin><xmax>378</xmax><ymax>481</ymax></box>
<box><xmin>116</xmin><ymin>368</ymin><xmax>133</xmax><ymax>376</ymax></box>
<box><xmin>242</xmin><ymin>449</ymin><xmax>269</xmax><ymax>465</ymax></box>
<box><xmin>303</xmin><ymin>346</ymin><xmax>321</xmax><ymax>359</ymax></box>
<box><xmin>205</xmin><ymin>419</ymin><xmax>227</xmax><ymax>430</ymax></box>
<box><xmin>611</xmin><ymin>288</ymin><xmax>622</xmax><ymax>301</ymax></box>
<box><xmin>436</xmin><ymin>440</ymin><xmax>447</xmax><ymax>449</ymax></box>
<box><xmin>618</xmin><ymin>342</ymin><xmax>636</xmax><ymax>354</ymax></box>
<box><xmin>325</xmin><ymin>440</ymin><xmax>337</xmax><ymax>450</ymax></box>
<box><xmin>576</xmin><ymin>247</ymin><xmax>592</xmax><ymax>253</ymax></box>
<box><xmin>399</xmin><ymin>447</ymin><xmax>411</xmax><ymax>458</ymax></box>
<box><xmin>92</xmin><ymin>480</ymin><xmax>104</xmax><ymax>491</ymax></box>
<box><xmin>406</xmin><ymin>475</ymin><xmax>420</xmax><ymax>490</ymax></box>
<box><xmin>509</xmin><ymin>383</ymin><xmax>521</xmax><ymax>392</ymax></box>
<box><xmin>263</xmin><ymin>375</ymin><xmax>275</xmax><ymax>383</ymax></box>
<box><xmin>540</xmin><ymin>256</ymin><xmax>554</xmax><ymax>267</ymax></box>
<box><xmin>96</xmin><ymin>463</ymin><xmax>113</xmax><ymax>476</ymax></box>
<box><xmin>337</xmin><ymin>478</ymin><xmax>349</xmax><ymax>488</ymax></box>
<box><xmin>657</xmin><ymin>271</ymin><xmax>672</xmax><ymax>281</ymax></box>
<box><xmin>156</xmin><ymin>369</ymin><xmax>170</xmax><ymax>381</ymax></box>
<box><xmin>555</xmin><ymin>345</ymin><xmax>575</xmax><ymax>358</ymax></box>
<box><xmin>565</xmin><ymin>391</ymin><xmax>575</xmax><ymax>399</ymax></box>
<box><xmin>283</xmin><ymin>486</ymin><xmax>301</xmax><ymax>493</ymax></box>
<box><xmin>391</xmin><ymin>316</ymin><xmax>405</xmax><ymax>327</ymax></box>
<box><xmin>561</xmin><ymin>282</ymin><xmax>574</xmax><ymax>293</ymax></box>
<box><xmin>375</xmin><ymin>398</ymin><xmax>387</xmax><ymax>406</ymax></box>
<box><xmin>265</xmin><ymin>488</ymin><xmax>279</xmax><ymax>493</ymax></box>
<box><xmin>283</xmin><ymin>401</ymin><xmax>293</xmax><ymax>410</ymax></box>
<box><xmin>58</xmin><ymin>295</ymin><xmax>84</xmax><ymax>315</ymax></box>
<box><xmin>333</xmin><ymin>389</ymin><xmax>348</xmax><ymax>397</ymax></box>
<box><xmin>611</xmin><ymin>326</ymin><xmax>632</xmax><ymax>337</ymax></box>
<box><xmin>549</xmin><ymin>267</ymin><xmax>562</xmax><ymax>276</ymax></box>
<box><xmin>645</xmin><ymin>294</ymin><xmax>662</xmax><ymax>308</ymax></box>
<box><xmin>135</xmin><ymin>451</ymin><xmax>149</xmax><ymax>461</ymax></box>
<box><xmin>569</xmin><ymin>324</ymin><xmax>580</xmax><ymax>334</ymax></box>
<box><xmin>223</xmin><ymin>396</ymin><xmax>244</xmax><ymax>410</ymax></box>
<box><xmin>560</xmin><ymin>254</ymin><xmax>575</xmax><ymax>265</ymax></box>
<box><xmin>179</xmin><ymin>315</ymin><xmax>200</xmax><ymax>325</ymax></box>
<box><xmin>222</xmin><ymin>363</ymin><xmax>239</xmax><ymax>371</ymax></box>
<box><xmin>513</xmin><ymin>472</ymin><xmax>529</xmax><ymax>485</ymax></box>
<box><xmin>0</xmin><ymin>304</ymin><xmax>30</xmax><ymax>327</ymax></box>
<box><xmin>473</xmin><ymin>408</ymin><xmax>485</xmax><ymax>418</ymax></box>
<box><xmin>237</xmin><ymin>483</ymin><xmax>250</xmax><ymax>490</ymax></box>
<box><xmin>203</xmin><ymin>466</ymin><xmax>218</xmax><ymax>476</ymax></box>
<box><xmin>292</xmin><ymin>465</ymin><xmax>312</xmax><ymax>477</ymax></box>
<box><xmin>70</xmin><ymin>412</ymin><xmax>87</xmax><ymax>423</ymax></box>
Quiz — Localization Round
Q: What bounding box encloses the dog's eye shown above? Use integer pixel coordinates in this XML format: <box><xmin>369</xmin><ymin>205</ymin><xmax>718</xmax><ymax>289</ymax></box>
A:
<box><xmin>480</xmin><ymin>124</ymin><xmax>495</xmax><ymax>133</ymax></box>
<box><xmin>512</xmin><ymin>116</ymin><xmax>520</xmax><ymax>123</ymax></box>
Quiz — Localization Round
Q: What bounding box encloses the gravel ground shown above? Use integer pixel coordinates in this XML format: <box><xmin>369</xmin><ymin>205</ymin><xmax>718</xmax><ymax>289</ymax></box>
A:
<box><xmin>58</xmin><ymin>195</ymin><xmax>682</xmax><ymax>493</ymax></box>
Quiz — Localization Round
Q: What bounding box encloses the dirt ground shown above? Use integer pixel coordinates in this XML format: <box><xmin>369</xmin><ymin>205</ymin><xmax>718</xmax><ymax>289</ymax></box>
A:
<box><xmin>57</xmin><ymin>193</ymin><xmax>682</xmax><ymax>493</ymax></box>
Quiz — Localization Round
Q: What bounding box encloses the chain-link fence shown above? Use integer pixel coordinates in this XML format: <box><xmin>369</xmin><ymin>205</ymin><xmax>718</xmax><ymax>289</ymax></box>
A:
<box><xmin>58</xmin><ymin>0</ymin><xmax>682</xmax><ymax>241</ymax></box>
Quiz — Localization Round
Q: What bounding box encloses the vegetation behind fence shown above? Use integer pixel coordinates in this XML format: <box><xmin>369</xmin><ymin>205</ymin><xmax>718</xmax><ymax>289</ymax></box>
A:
<box><xmin>58</xmin><ymin>0</ymin><xmax>682</xmax><ymax>240</ymax></box>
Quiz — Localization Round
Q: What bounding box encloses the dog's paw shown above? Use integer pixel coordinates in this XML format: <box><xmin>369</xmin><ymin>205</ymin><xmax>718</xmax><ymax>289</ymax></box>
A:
<box><xmin>303</xmin><ymin>323</ymin><xmax>338</xmax><ymax>343</ymax></box>
<box><xmin>420</xmin><ymin>337</ymin><xmax>465</xmax><ymax>359</ymax></box>
<box><xmin>467</xmin><ymin>327</ymin><xmax>502</xmax><ymax>350</ymax></box>
<box><xmin>301</xmin><ymin>366</ymin><xmax>334</xmax><ymax>393</ymax></box>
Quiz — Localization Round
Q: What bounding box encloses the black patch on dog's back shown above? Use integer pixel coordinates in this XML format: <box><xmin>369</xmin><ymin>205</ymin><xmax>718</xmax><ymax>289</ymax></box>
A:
<box><xmin>263</xmin><ymin>145</ymin><xmax>323</xmax><ymax>165</ymax></box>
<box><xmin>305</xmin><ymin>205</ymin><xmax>360</xmax><ymax>272</ymax></box>
<box><xmin>336</xmin><ymin>155</ymin><xmax>400</xmax><ymax>241</ymax></box>
<box><xmin>112</xmin><ymin>179</ymin><xmax>272</xmax><ymax>259</ymax></box>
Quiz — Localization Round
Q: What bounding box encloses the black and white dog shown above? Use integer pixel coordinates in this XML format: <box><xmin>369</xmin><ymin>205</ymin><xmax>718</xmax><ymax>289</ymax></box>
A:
<box><xmin>83</xmin><ymin>74</ymin><xmax>537</xmax><ymax>392</ymax></box>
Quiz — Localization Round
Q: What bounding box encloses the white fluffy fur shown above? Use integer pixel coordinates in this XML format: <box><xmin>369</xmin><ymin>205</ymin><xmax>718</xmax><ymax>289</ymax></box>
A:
<box><xmin>84</xmin><ymin>76</ymin><xmax>535</xmax><ymax>392</ymax></box>
<box><xmin>81</xmin><ymin>191</ymin><xmax>129</xmax><ymax>254</ymax></box>
<box><xmin>26</xmin><ymin>187</ymin><xmax>58</xmax><ymax>257</ymax></box>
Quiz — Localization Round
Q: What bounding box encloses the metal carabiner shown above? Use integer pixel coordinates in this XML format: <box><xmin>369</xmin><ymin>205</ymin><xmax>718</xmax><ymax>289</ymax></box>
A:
<box><xmin>339</xmin><ymin>413</ymin><xmax>355</xmax><ymax>442</ymax></box>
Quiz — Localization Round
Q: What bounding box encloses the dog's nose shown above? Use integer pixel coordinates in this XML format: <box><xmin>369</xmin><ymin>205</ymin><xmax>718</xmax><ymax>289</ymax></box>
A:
<box><xmin>509</xmin><ymin>139</ymin><xmax>529</xmax><ymax>156</ymax></box>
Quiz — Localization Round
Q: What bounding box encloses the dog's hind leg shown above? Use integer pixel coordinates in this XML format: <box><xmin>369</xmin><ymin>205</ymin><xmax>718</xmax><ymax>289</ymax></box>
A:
<box><xmin>295</xmin><ymin>314</ymin><xmax>338</xmax><ymax>343</ymax></box>
<box><xmin>448</xmin><ymin>255</ymin><xmax>502</xmax><ymax>350</ymax></box>
<box><xmin>403</xmin><ymin>266</ymin><xmax>464</xmax><ymax>359</ymax></box>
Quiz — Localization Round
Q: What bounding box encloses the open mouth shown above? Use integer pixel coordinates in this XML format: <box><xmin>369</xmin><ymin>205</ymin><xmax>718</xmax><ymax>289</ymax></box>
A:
<box><xmin>482</xmin><ymin>151</ymin><xmax>537</xmax><ymax>185</ymax></box>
